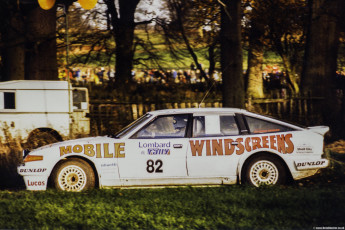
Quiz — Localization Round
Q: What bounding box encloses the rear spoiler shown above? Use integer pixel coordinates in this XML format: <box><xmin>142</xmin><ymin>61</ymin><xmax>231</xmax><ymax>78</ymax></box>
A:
<box><xmin>307</xmin><ymin>126</ymin><xmax>330</xmax><ymax>136</ymax></box>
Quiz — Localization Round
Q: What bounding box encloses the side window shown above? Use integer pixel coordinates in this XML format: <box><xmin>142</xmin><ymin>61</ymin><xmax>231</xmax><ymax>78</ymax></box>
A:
<box><xmin>0</xmin><ymin>92</ymin><xmax>15</xmax><ymax>110</ymax></box>
<box><xmin>193</xmin><ymin>116</ymin><xmax>205</xmax><ymax>137</ymax></box>
<box><xmin>245</xmin><ymin>116</ymin><xmax>294</xmax><ymax>134</ymax></box>
<box><xmin>73</xmin><ymin>88</ymin><xmax>88</xmax><ymax>111</ymax></box>
<box><xmin>132</xmin><ymin>114</ymin><xmax>189</xmax><ymax>139</ymax></box>
<box><xmin>220</xmin><ymin>116</ymin><xmax>239</xmax><ymax>135</ymax></box>
<box><xmin>193</xmin><ymin>115</ymin><xmax>239</xmax><ymax>137</ymax></box>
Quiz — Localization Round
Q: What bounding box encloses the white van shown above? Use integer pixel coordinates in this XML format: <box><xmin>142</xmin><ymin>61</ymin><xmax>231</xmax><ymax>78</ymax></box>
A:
<box><xmin>0</xmin><ymin>80</ymin><xmax>90</xmax><ymax>148</ymax></box>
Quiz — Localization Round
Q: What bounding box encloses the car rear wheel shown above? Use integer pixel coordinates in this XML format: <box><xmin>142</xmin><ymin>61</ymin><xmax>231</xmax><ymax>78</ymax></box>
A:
<box><xmin>51</xmin><ymin>158</ymin><xmax>95</xmax><ymax>191</ymax></box>
<box><xmin>243</xmin><ymin>155</ymin><xmax>286</xmax><ymax>186</ymax></box>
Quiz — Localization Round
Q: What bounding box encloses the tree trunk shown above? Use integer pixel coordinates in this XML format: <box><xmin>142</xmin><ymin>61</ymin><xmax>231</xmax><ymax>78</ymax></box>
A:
<box><xmin>302</xmin><ymin>0</ymin><xmax>340</xmax><ymax>96</ymax></box>
<box><xmin>220</xmin><ymin>0</ymin><xmax>244</xmax><ymax>108</ymax></box>
<box><xmin>25</xmin><ymin>6</ymin><xmax>58</xmax><ymax>80</ymax></box>
<box><xmin>208</xmin><ymin>42</ymin><xmax>216</xmax><ymax>80</ymax></box>
<box><xmin>247</xmin><ymin>47</ymin><xmax>264</xmax><ymax>99</ymax></box>
<box><xmin>246</xmin><ymin>22</ymin><xmax>264</xmax><ymax>99</ymax></box>
<box><xmin>281</xmin><ymin>53</ymin><xmax>299</xmax><ymax>95</ymax></box>
<box><xmin>301</xmin><ymin>0</ymin><xmax>344</xmax><ymax>137</ymax></box>
<box><xmin>1</xmin><ymin>3</ymin><xmax>57</xmax><ymax>82</ymax></box>
<box><xmin>2</xmin><ymin>11</ymin><xmax>25</xmax><ymax>81</ymax></box>
<box><xmin>114</xmin><ymin>23</ymin><xmax>136</xmax><ymax>85</ymax></box>
<box><xmin>106</xmin><ymin>0</ymin><xmax>140</xmax><ymax>86</ymax></box>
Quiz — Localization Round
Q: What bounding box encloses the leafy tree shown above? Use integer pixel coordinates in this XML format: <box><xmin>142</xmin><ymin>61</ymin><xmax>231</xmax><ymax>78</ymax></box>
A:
<box><xmin>245</xmin><ymin>0</ymin><xmax>308</xmax><ymax>96</ymax></box>
<box><xmin>158</xmin><ymin>0</ymin><xmax>220</xmax><ymax>80</ymax></box>
<box><xmin>56</xmin><ymin>5</ymin><xmax>115</xmax><ymax>67</ymax></box>
<box><xmin>104</xmin><ymin>0</ymin><xmax>154</xmax><ymax>86</ymax></box>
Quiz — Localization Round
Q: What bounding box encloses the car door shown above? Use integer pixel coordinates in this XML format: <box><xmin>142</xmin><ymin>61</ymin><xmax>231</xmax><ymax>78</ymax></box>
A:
<box><xmin>187</xmin><ymin>113</ymin><xmax>243</xmax><ymax>179</ymax></box>
<box><xmin>118</xmin><ymin>114</ymin><xmax>191</xmax><ymax>185</ymax></box>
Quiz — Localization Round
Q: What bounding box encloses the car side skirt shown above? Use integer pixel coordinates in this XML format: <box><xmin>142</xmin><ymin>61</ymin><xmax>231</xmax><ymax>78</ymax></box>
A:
<box><xmin>100</xmin><ymin>177</ymin><xmax>237</xmax><ymax>188</ymax></box>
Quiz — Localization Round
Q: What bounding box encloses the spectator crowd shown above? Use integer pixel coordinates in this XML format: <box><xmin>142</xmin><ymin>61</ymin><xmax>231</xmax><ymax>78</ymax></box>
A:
<box><xmin>58</xmin><ymin>64</ymin><xmax>303</xmax><ymax>96</ymax></box>
<box><xmin>59</xmin><ymin>66</ymin><xmax>221</xmax><ymax>85</ymax></box>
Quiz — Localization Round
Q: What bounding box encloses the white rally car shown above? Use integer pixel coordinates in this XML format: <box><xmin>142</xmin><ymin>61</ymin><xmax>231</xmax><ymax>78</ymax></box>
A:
<box><xmin>18</xmin><ymin>108</ymin><xmax>329</xmax><ymax>191</ymax></box>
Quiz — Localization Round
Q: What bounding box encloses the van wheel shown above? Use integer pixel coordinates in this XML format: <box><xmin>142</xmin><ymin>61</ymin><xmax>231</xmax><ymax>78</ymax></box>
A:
<box><xmin>26</xmin><ymin>130</ymin><xmax>60</xmax><ymax>149</ymax></box>
<box><xmin>243</xmin><ymin>155</ymin><xmax>286</xmax><ymax>187</ymax></box>
<box><xmin>51</xmin><ymin>158</ymin><xmax>95</xmax><ymax>192</ymax></box>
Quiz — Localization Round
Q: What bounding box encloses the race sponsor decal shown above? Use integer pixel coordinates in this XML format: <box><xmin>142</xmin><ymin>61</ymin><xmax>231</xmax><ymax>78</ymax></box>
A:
<box><xmin>190</xmin><ymin>134</ymin><xmax>294</xmax><ymax>156</ymax></box>
<box><xmin>27</xmin><ymin>180</ymin><xmax>46</xmax><ymax>187</ymax></box>
<box><xmin>101</xmin><ymin>163</ymin><xmax>117</xmax><ymax>167</ymax></box>
<box><xmin>296</xmin><ymin>145</ymin><xmax>313</xmax><ymax>154</ymax></box>
<box><xmin>59</xmin><ymin>143</ymin><xmax>125</xmax><ymax>158</ymax></box>
<box><xmin>139</xmin><ymin>142</ymin><xmax>171</xmax><ymax>155</ymax></box>
<box><xmin>295</xmin><ymin>159</ymin><xmax>328</xmax><ymax>170</ymax></box>
<box><xmin>19</xmin><ymin>168</ymin><xmax>47</xmax><ymax>173</ymax></box>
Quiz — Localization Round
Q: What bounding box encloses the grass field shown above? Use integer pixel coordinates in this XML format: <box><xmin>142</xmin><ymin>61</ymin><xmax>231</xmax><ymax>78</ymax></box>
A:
<box><xmin>1</xmin><ymin>185</ymin><xmax>345</xmax><ymax>229</ymax></box>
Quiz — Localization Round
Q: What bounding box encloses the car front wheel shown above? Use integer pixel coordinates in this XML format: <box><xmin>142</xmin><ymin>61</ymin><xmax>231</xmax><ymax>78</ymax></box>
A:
<box><xmin>51</xmin><ymin>158</ymin><xmax>95</xmax><ymax>191</ymax></box>
<box><xmin>243</xmin><ymin>155</ymin><xmax>286</xmax><ymax>186</ymax></box>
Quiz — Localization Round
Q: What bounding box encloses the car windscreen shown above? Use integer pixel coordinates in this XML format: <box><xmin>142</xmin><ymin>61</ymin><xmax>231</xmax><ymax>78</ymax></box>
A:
<box><xmin>113</xmin><ymin>114</ymin><xmax>152</xmax><ymax>138</ymax></box>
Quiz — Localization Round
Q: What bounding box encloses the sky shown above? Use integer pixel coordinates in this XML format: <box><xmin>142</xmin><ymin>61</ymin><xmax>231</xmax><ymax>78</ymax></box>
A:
<box><xmin>73</xmin><ymin>0</ymin><xmax>169</xmax><ymax>26</ymax></box>
<box><xmin>136</xmin><ymin>0</ymin><xmax>169</xmax><ymax>22</ymax></box>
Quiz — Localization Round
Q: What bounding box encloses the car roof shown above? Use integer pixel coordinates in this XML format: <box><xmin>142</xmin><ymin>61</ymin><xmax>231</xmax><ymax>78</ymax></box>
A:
<box><xmin>147</xmin><ymin>107</ymin><xmax>247</xmax><ymax>115</ymax></box>
<box><xmin>146</xmin><ymin>107</ymin><xmax>304</xmax><ymax>131</ymax></box>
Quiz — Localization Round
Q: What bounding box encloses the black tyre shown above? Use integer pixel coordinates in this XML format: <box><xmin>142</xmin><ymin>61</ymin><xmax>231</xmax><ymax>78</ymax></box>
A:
<box><xmin>51</xmin><ymin>158</ymin><xmax>95</xmax><ymax>191</ymax></box>
<box><xmin>243</xmin><ymin>154</ymin><xmax>287</xmax><ymax>186</ymax></box>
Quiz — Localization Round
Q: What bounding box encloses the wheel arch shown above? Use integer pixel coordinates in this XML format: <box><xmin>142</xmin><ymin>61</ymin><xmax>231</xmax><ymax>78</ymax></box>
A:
<box><xmin>48</xmin><ymin>156</ymin><xmax>99</xmax><ymax>188</ymax></box>
<box><xmin>238</xmin><ymin>151</ymin><xmax>292</xmax><ymax>184</ymax></box>
<box><xmin>28</xmin><ymin>128</ymin><xmax>63</xmax><ymax>142</ymax></box>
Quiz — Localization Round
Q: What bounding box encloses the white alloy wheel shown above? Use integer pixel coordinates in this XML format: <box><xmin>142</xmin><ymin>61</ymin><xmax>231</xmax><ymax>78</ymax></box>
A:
<box><xmin>243</xmin><ymin>154</ymin><xmax>287</xmax><ymax>187</ymax></box>
<box><xmin>52</xmin><ymin>158</ymin><xmax>96</xmax><ymax>192</ymax></box>
<box><xmin>249</xmin><ymin>160</ymin><xmax>279</xmax><ymax>186</ymax></box>
<box><xmin>58</xmin><ymin>165</ymin><xmax>87</xmax><ymax>191</ymax></box>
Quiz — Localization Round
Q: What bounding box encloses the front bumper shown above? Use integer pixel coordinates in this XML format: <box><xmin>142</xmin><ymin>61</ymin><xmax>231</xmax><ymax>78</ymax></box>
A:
<box><xmin>17</xmin><ymin>164</ymin><xmax>49</xmax><ymax>191</ymax></box>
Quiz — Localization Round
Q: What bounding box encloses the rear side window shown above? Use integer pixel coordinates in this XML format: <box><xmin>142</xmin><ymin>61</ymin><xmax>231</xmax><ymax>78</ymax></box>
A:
<box><xmin>0</xmin><ymin>92</ymin><xmax>15</xmax><ymax>109</ymax></box>
<box><xmin>245</xmin><ymin>116</ymin><xmax>294</xmax><ymax>134</ymax></box>
<box><xmin>220</xmin><ymin>116</ymin><xmax>239</xmax><ymax>135</ymax></box>
<box><xmin>193</xmin><ymin>115</ymin><xmax>239</xmax><ymax>137</ymax></box>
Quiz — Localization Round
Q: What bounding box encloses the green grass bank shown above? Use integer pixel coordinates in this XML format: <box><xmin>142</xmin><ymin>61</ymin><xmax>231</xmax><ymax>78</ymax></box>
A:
<box><xmin>1</xmin><ymin>185</ymin><xmax>345</xmax><ymax>229</ymax></box>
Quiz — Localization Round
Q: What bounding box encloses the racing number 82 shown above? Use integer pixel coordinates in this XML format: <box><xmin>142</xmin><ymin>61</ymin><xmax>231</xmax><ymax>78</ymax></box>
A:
<box><xmin>146</xmin><ymin>159</ymin><xmax>163</xmax><ymax>173</ymax></box>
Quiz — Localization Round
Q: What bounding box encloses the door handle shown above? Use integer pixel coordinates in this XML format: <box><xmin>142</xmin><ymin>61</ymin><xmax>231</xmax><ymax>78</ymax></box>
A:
<box><xmin>173</xmin><ymin>144</ymin><xmax>183</xmax><ymax>148</ymax></box>
<box><xmin>231</xmin><ymin>141</ymin><xmax>239</xmax><ymax>145</ymax></box>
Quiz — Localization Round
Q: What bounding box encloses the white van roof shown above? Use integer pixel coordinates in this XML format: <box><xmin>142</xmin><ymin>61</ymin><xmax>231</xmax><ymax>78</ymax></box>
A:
<box><xmin>0</xmin><ymin>80</ymin><xmax>69</xmax><ymax>90</ymax></box>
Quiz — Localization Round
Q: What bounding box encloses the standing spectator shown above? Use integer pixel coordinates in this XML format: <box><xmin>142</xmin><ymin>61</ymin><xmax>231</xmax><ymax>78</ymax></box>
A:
<box><xmin>131</xmin><ymin>69</ymin><xmax>136</xmax><ymax>81</ymax></box>
<box><xmin>75</xmin><ymin>69</ymin><xmax>81</xmax><ymax>82</ymax></box>
<box><xmin>190</xmin><ymin>62</ymin><xmax>196</xmax><ymax>70</ymax></box>
<box><xmin>108</xmin><ymin>68</ymin><xmax>115</xmax><ymax>83</ymax></box>
<box><xmin>184</xmin><ymin>70</ymin><xmax>191</xmax><ymax>83</ymax></box>
<box><xmin>96</xmin><ymin>68</ymin><xmax>105</xmax><ymax>84</ymax></box>
<box><xmin>172</xmin><ymin>69</ymin><xmax>177</xmax><ymax>82</ymax></box>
